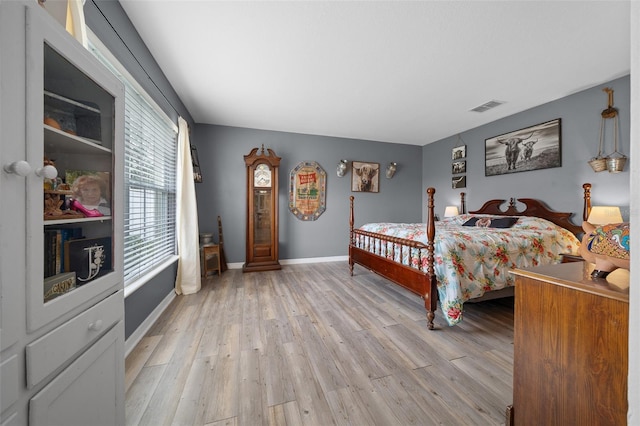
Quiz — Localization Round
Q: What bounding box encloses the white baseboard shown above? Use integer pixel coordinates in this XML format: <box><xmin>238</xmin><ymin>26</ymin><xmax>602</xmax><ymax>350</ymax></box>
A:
<box><xmin>281</xmin><ymin>255</ymin><xmax>348</xmax><ymax>265</ymax></box>
<box><xmin>227</xmin><ymin>255</ymin><xmax>348</xmax><ymax>269</ymax></box>
<box><xmin>124</xmin><ymin>290</ymin><xmax>176</xmax><ymax>357</ymax></box>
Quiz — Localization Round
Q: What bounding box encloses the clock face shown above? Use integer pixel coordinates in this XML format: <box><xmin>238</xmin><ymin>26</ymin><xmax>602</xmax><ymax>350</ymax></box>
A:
<box><xmin>254</xmin><ymin>164</ymin><xmax>272</xmax><ymax>187</ymax></box>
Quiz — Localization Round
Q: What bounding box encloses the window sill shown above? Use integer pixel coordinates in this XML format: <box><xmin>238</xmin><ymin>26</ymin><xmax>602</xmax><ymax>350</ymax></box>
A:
<box><xmin>124</xmin><ymin>255</ymin><xmax>179</xmax><ymax>298</ymax></box>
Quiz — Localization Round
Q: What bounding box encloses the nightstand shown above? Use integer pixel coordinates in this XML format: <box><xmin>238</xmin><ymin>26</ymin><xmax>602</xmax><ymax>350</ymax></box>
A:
<box><xmin>507</xmin><ymin>262</ymin><xmax>629</xmax><ymax>425</ymax></box>
<box><xmin>202</xmin><ymin>244</ymin><xmax>221</xmax><ymax>278</ymax></box>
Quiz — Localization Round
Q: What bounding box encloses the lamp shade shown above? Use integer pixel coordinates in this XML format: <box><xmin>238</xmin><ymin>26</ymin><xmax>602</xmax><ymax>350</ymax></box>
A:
<box><xmin>444</xmin><ymin>205</ymin><xmax>459</xmax><ymax>218</ymax></box>
<box><xmin>587</xmin><ymin>206</ymin><xmax>623</xmax><ymax>225</ymax></box>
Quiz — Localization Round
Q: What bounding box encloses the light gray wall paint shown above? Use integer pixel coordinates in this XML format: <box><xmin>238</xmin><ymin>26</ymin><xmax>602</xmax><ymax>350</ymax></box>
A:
<box><xmin>193</xmin><ymin>125</ymin><xmax>423</xmax><ymax>263</ymax></box>
<box><xmin>422</xmin><ymin>76</ymin><xmax>630</xmax><ymax>224</ymax></box>
<box><xmin>85</xmin><ymin>0</ymin><xmax>193</xmax><ymax>126</ymax></box>
<box><xmin>197</xmin><ymin>74</ymin><xmax>630</xmax><ymax>267</ymax></box>
<box><xmin>85</xmin><ymin>0</ymin><xmax>191</xmax><ymax>339</ymax></box>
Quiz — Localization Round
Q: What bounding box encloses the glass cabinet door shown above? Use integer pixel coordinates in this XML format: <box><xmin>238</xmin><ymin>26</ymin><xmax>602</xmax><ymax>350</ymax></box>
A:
<box><xmin>24</xmin><ymin>7</ymin><xmax>124</xmax><ymax>331</ymax></box>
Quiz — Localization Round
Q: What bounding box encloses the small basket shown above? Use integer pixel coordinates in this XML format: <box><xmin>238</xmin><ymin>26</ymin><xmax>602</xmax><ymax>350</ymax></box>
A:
<box><xmin>606</xmin><ymin>152</ymin><xmax>627</xmax><ymax>173</ymax></box>
<box><xmin>588</xmin><ymin>156</ymin><xmax>607</xmax><ymax>172</ymax></box>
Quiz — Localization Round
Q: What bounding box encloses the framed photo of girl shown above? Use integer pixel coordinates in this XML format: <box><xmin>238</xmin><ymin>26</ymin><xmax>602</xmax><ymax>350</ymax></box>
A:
<box><xmin>65</xmin><ymin>170</ymin><xmax>111</xmax><ymax>216</ymax></box>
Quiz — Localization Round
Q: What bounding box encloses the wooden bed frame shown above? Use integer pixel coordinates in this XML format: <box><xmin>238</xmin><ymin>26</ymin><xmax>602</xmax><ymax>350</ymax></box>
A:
<box><xmin>348</xmin><ymin>183</ymin><xmax>592</xmax><ymax>330</ymax></box>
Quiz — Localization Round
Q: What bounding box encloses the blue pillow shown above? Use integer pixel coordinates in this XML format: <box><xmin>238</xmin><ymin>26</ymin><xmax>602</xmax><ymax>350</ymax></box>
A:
<box><xmin>462</xmin><ymin>216</ymin><xmax>519</xmax><ymax>228</ymax></box>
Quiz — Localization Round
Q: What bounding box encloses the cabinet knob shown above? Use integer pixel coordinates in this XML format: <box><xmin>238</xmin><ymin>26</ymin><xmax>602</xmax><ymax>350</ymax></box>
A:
<box><xmin>35</xmin><ymin>164</ymin><xmax>58</xmax><ymax>180</ymax></box>
<box><xmin>88</xmin><ymin>320</ymin><xmax>103</xmax><ymax>332</ymax></box>
<box><xmin>3</xmin><ymin>160</ymin><xmax>32</xmax><ymax>177</ymax></box>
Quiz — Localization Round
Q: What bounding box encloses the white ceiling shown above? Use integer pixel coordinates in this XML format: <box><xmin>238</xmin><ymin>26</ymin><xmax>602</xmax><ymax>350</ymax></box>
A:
<box><xmin>119</xmin><ymin>1</ymin><xmax>630</xmax><ymax>146</ymax></box>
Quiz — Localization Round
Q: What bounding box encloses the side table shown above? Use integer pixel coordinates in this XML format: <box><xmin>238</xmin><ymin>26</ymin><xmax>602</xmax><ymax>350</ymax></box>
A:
<box><xmin>201</xmin><ymin>244</ymin><xmax>221</xmax><ymax>278</ymax></box>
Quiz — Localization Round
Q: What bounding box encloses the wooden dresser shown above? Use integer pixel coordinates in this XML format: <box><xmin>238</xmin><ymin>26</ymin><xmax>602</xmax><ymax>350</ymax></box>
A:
<box><xmin>508</xmin><ymin>262</ymin><xmax>629</xmax><ymax>426</ymax></box>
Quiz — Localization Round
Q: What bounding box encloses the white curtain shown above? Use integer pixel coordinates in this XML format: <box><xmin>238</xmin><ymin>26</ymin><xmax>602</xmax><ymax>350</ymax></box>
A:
<box><xmin>40</xmin><ymin>0</ymin><xmax>88</xmax><ymax>48</ymax></box>
<box><xmin>66</xmin><ymin>0</ymin><xmax>88</xmax><ymax>48</ymax></box>
<box><xmin>175</xmin><ymin>117</ymin><xmax>201</xmax><ymax>295</ymax></box>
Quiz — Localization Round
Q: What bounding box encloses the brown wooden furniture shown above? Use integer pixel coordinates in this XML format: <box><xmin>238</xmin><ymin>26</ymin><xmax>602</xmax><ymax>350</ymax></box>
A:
<box><xmin>560</xmin><ymin>253</ymin><xmax>584</xmax><ymax>263</ymax></box>
<box><xmin>243</xmin><ymin>146</ymin><xmax>281</xmax><ymax>272</ymax></box>
<box><xmin>507</xmin><ymin>262</ymin><xmax>629</xmax><ymax>425</ymax></box>
<box><xmin>202</xmin><ymin>244</ymin><xmax>221</xmax><ymax>278</ymax></box>
<box><xmin>348</xmin><ymin>183</ymin><xmax>591</xmax><ymax>329</ymax></box>
<box><xmin>217</xmin><ymin>215</ymin><xmax>228</xmax><ymax>272</ymax></box>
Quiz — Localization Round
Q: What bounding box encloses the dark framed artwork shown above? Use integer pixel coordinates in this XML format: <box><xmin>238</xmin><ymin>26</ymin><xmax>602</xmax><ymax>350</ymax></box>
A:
<box><xmin>452</xmin><ymin>175</ymin><xmax>466</xmax><ymax>189</ymax></box>
<box><xmin>485</xmin><ymin>118</ymin><xmax>561</xmax><ymax>176</ymax></box>
<box><xmin>191</xmin><ymin>145</ymin><xmax>202</xmax><ymax>183</ymax></box>
<box><xmin>452</xmin><ymin>145</ymin><xmax>466</xmax><ymax>160</ymax></box>
<box><xmin>452</xmin><ymin>160</ymin><xmax>466</xmax><ymax>174</ymax></box>
<box><xmin>351</xmin><ymin>161</ymin><xmax>380</xmax><ymax>193</ymax></box>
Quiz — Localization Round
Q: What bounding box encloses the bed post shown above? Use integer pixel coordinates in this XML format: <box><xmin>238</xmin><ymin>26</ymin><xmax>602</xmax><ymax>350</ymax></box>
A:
<box><xmin>349</xmin><ymin>196</ymin><xmax>355</xmax><ymax>276</ymax></box>
<box><xmin>460</xmin><ymin>192</ymin><xmax>466</xmax><ymax>215</ymax></box>
<box><xmin>583</xmin><ymin>183</ymin><xmax>592</xmax><ymax>221</ymax></box>
<box><xmin>425</xmin><ymin>187</ymin><xmax>437</xmax><ymax>330</ymax></box>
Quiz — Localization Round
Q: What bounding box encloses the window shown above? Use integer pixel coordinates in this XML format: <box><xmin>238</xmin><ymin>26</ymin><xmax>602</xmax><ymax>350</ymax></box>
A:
<box><xmin>88</xmin><ymin>37</ymin><xmax>178</xmax><ymax>287</ymax></box>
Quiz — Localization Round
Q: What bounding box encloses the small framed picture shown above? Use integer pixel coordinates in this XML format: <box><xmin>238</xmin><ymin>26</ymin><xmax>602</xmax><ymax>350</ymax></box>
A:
<box><xmin>452</xmin><ymin>175</ymin><xmax>466</xmax><ymax>189</ymax></box>
<box><xmin>351</xmin><ymin>161</ymin><xmax>380</xmax><ymax>193</ymax></box>
<box><xmin>191</xmin><ymin>145</ymin><xmax>203</xmax><ymax>183</ymax></box>
<box><xmin>452</xmin><ymin>160</ymin><xmax>466</xmax><ymax>174</ymax></box>
<box><xmin>452</xmin><ymin>145</ymin><xmax>466</xmax><ymax>160</ymax></box>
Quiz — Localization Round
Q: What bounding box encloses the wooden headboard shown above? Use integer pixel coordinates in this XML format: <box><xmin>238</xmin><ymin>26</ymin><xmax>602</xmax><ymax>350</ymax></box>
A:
<box><xmin>466</xmin><ymin>183</ymin><xmax>591</xmax><ymax>237</ymax></box>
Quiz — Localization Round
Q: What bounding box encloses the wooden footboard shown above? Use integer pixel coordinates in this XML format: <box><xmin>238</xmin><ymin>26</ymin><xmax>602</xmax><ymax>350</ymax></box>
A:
<box><xmin>349</xmin><ymin>188</ymin><xmax>438</xmax><ymax>329</ymax></box>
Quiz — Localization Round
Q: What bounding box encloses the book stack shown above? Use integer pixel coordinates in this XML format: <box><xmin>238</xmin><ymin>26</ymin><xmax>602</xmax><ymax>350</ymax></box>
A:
<box><xmin>43</xmin><ymin>227</ymin><xmax>82</xmax><ymax>278</ymax></box>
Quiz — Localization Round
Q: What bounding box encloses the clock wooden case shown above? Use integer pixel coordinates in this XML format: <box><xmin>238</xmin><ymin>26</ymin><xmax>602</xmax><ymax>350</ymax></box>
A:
<box><xmin>243</xmin><ymin>146</ymin><xmax>281</xmax><ymax>272</ymax></box>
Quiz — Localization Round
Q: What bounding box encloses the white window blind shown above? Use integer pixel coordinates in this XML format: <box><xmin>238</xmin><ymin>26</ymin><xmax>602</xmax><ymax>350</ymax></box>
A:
<box><xmin>87</xmin><ymin>37</ymin><xmax>178</xmax><ymax>286</ymax></box>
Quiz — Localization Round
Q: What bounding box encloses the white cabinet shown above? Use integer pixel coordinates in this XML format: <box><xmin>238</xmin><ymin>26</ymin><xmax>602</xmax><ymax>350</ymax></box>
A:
<box><xmin>0</xmin><ymin>2</ymin><xmax>124</xmax><ymax>424</ymax></box>
<box><xmin>29</xmin><ymin>322</ymin><xmax>125</xmax><ymax>426</ymax></box>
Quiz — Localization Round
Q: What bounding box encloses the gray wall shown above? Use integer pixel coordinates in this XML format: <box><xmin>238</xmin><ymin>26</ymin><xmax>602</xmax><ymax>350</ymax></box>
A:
<box><xmin>422</xmin><ymin>76</ymin><xmax>630</xmax><ymax>223</ymax></box>
<box><xmin>193</xmin><ymin>125</ymin><xmax>423</xmax><ymax>263</ymax></box>
<box><xmin>196</xmin><ymin>76</ymin><xmax>631</xmax><ymax>266</ymax></box>
<box><xmin>85</xmin><ymin>0</ymin><xmax>192</xmax><ymax>339</ymax></box>
<box><xmin>85</xmin><ymin>1</ymin><xmax>193</xmax><ymax>126</ymax></box>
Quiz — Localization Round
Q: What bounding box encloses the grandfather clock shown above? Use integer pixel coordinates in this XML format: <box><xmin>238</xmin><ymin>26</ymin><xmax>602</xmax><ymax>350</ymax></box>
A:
<box><xmin>243</xmin><ymin>145</ymin><xmax>281</xmax><ymax>272</ymax></box>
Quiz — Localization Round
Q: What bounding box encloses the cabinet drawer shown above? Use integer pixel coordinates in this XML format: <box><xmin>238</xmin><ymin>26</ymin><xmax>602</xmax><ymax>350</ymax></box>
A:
<box><xmin>29</xmin><ymin>322</ymin><xmax>125</xmax><ymax>426</ymax></box>
<box><xmin>0</xmin><ymin>354</ymin><xmax>19</xmax><ymax>414</ymax></box>
<box><xmin>26</xmin><ymin>290</ymin><xmax>123</xmax><ymax>388</ymax></box>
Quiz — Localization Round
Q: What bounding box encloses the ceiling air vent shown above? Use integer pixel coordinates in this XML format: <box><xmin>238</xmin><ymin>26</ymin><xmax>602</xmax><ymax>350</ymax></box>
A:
<box><xmin>470</xmin><ymin>100</ymin><xmax>505</xmax><ymax>113</ymax></box>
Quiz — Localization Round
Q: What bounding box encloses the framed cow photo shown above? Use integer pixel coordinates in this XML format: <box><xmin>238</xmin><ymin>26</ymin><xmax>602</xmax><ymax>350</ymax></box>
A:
<box><xmin>485</xmin><ymin>118</ymin><xmax>561</xmax><ymax>176</ymax></box>
<box><xmin>452</xmin><ymin>145</ymin><xmax>466</xmax><ymax>160</ymax></box>
<box><xmin>351</xmin><ymin>161</ymin><xmax>380</xmax><ymax>193</ymax></box>
<box><xmin>452</xmin><ymin>160</ymin><xmax>466</xmax><ymax>174</ymax></box>
<box><xmin>452</xmin><ymin>175</ymin><xmax>466</xmax><ymax>189</ymax></box>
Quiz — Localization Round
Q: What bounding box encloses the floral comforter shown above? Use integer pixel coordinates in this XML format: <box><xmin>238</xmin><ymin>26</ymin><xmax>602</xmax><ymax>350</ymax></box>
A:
<box><xmin>357</xmin><ymin>214</ymin><xmax>580</xmax><ymax>325</ymax></box>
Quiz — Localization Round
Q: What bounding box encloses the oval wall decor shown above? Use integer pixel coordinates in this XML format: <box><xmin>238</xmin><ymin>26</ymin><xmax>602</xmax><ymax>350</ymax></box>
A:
<box><xmin>289</xmin><ymin>161</ymin><xmax>326</xmax><ymax>221</ymax></box>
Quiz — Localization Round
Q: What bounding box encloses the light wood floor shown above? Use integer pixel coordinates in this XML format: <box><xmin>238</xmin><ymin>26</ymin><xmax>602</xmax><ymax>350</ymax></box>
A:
<box><xmin>125</xmin><ymin>262</ymin><xmax>514</xmax><ymax>426</ymax></box>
